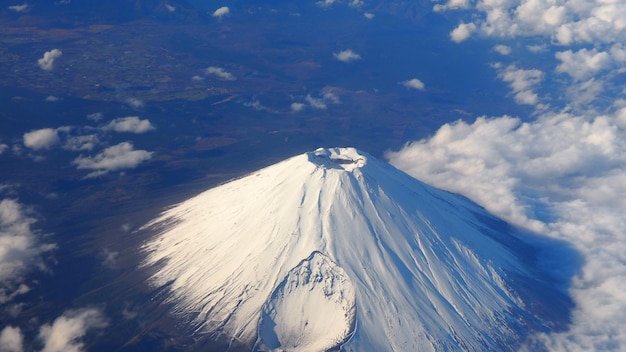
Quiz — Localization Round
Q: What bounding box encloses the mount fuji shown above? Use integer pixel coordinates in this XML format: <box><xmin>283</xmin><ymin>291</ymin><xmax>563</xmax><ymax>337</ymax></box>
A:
<box><xmin>141</xmin><ymin>147</ymin><xmax>573</xmax><ymax>351</ymax></box>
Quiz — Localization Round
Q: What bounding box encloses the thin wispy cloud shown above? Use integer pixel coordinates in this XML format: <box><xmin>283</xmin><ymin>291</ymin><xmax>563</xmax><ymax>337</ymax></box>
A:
<box><xmin>7</xmin><ymin>4</ymin><xmax>29</xmax><ymax>12</ymax></box>
<box><xmin>63</xmin><ymin>134</ymin><xmax>99</xmax><ymax>152</ymax></box>
<box><xmin>125</xmin><ymin>98</ymin><xmax>144</xmax><ymax>109</ymax></box>
<box><xmin>37</xmin><ymin>49</ymin><xmax>62</xmax><ymax>71</ymax></box>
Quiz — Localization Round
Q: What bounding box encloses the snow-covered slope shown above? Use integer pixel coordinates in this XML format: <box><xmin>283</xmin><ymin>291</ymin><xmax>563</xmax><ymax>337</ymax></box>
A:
<box><xmin>141</xmin><ymin>147</ymin><xmax>571</xmax><ymax>351</ymax></box>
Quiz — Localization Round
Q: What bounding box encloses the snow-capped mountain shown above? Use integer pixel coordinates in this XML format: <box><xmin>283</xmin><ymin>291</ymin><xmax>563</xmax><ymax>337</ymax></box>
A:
<box><xmin>141</xmin><ymin>147</ymin><xmax>572</xmax><ymax>351</ymax></box>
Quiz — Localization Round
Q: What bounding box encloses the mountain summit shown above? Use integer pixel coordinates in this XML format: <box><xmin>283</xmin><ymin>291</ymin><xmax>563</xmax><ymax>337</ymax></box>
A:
<box><xmin>141</xmin><ymin>147</ymin><xmax>572</xmax><ymax>351</ymax></box>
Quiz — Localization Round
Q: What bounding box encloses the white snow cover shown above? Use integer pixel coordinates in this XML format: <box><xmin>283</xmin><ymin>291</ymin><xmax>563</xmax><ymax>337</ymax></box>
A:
<box><xmin>141</xmin><ymin>147</ymin><xmax>571</xmax><ymax>351</ymax></box>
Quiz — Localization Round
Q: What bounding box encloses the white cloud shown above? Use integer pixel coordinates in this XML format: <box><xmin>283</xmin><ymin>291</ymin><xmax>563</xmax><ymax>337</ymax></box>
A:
<box><xmin>8</xmin><ymin>4</ymin><xmax>29</xmax><ymax>12</ymax></box>
<box><xmin>364</xmin><ymin>12</ymin><xmax>375</xmax><ymax>19</ymax></box>
<box><xmin>37</xmin><ymin>49</ymin><xmax>62</xmax><ymax>71</ymax></box>
<box><xmin>0</xmin><ymin>198</ymin><xmax>55</xmax><ymax>304</ymax></box>
<box><xmin>304</xmin><ymin>92</ymin><xmax>340</xmax><ymax>110</ymax></box>
<box><xmin>165</xmin><ymin>4</ymin><xmax>176</xmax><ymax>12</ymax></box>
<box><xmin>527</xmin><ymin>44</ymin><xmax>547</xmax><ymax>53</ymax></box>
<box><xmin>23</xmin><ymin>128</ymin><xmax>59</xmax><ymax>150</ymax></box>
<box><xmin>434</xmin><ymin>0</ymin><xmax>469</xmax><ymax>12</ymax></box>
<box><xmin>63</xmin><ymin>134</ymin><xmax>99</xmax><ymax>152</ymax></box>
<box><xmin>212</xmin><ymin>6</ymin><xmax>229</xmax><ymax>18</ymax></box>
<box><xmin>493</xmin><ymin>44</ymin><xmax>512</xmax><ymax>55</ymax></box>
<box><xmin>316</xmin><ymin>0</ymin><xmax>335</xmax><ymax>8</ymax></box>
<box><xmin>38</xmin><ymin>308</ymin><xmax>107</xmax><ymax>352</ymax></box>
<box><xmin>45</xmin><ymin>96</ymin><xmax>59</xmax><ymax>102</ymax></box>
<box><xmin>0</xmin><ymin>326</ymin><xmax>23</xmax><ymax>352</ymax></box>
<box><xmin>290</xmin><ymin>102</ymin><xmax>305</xmax><ymax>112</ymax></box>
<box><xmin>450</xmin><ymin>22</ymin><xmax>476</xmax><ymax>43</ymax></box>
<box><xmin>244</xmin><ymin>100</ymin><xmax>265</xmax><ymax>111</ymax></box>
<box><xmin>103</xmin><ymin>116</ymin><xmax>155</xmax><ymax>134</ymax></box>
<box><xmin>86</xmin><ymin>112</ymin><xmax>103</xmax><ymax>122</ymax></box>
<box><xmin>349</xmin><ymin>0</ymin><xmax>363</xmax><ymax>7</ymax></box>
<box><xmin>125</xmin><ymin>98</ymin><xmax>144</xmax><ymax>109</ymax></box>
<box><xmin>305</xmin><ymin>95</ymin><xmax>327</xmax><ymax>109</ymax></box>
<box><xmin>556</xmin><ymin>48</ymin><xmax>612</xmax><ymax>81</ymax></box>
<box><xmin>387</xmin><ymin>104</ymin><xmax>626</xmax><ymax>350</ymax></box>
<box><xmin>205</xmin><ymin>66</ymin><xmax>236</xmax><ymax>81</ymax></box>
<box><xmin>401</xmin><ymin>78</ymin><xmax>426</xmax><ymax>91</ymax></box>
<box><xmin>72</xmin><ymin>142</ymin><xmax>153</xmax><ymax>178</ymax></box>
<box><xmin>333</xmin><ymin>49</ymin><xmax>361</xmax><ymax>63</ymax></box>
<box><xmin>498</xmin><ymin>65</ymin><xmax>544</xmax><ymax>106</ymax></box>
<box><xmin>0</xmin><ymin>144</ymin><xmax>8</xmax><ymax>155</ymax></box>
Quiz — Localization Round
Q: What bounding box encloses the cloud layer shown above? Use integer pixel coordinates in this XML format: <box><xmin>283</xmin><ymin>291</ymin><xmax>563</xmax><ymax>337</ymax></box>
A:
<box><xmin>0</xmin><ymin>198</ymin><xmax>55</xmax><ymax>304</ymax></box>
<box><xmin>389</xmin><ymin>0</ymin><xmax>626</xmax><ymax>349</ymax></box>
<box><xmin>0</xmin><ymin>308</ymin><xmax>107</xmax><ymax>352</ymax></box>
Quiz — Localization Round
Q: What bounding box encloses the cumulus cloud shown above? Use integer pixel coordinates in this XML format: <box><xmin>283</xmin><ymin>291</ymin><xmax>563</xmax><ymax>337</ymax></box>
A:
<box><xmin>423</xmin><ymin>2</ymin><xmax>626</xmax><ymax>348</ymax></box>
<box><xmin>37</xmin><ymin>49</ymin><xmax>62</xmax><ymax>71</ymax></box>
<box><xmin>0</xmin><ymin>326</ymin><xmax>23</xmax><ymax>352</ymax></box>
<box><xmin>0</xmin><ymin>144</ymin><xmax>8</xmax><ymax>155</ymax></box>
<box><xmin>0</xmin><ymin>198</ymin><xmax>55</xmax><ymax>304</ymax></box>
<box><xmin>387</xmin><ymin>105</ymin><xmax>626</xmax><ymax>349</ymax></box>
<box><xmin>72</xmin><ymin>142</ymin><xmax>153</xmax><ymax>178</ymax></box>
<box><xmin>401</xmin><ymin>78</ymin><xmax>426</xmax><ymax>91</ymax></box>
<box><xmin>165</xmin><ymin>4</ymin><xmax>176</xmax><ymax>12</ymax></box>
<box><xmin>212</xmin><ymin>6</ymin><xmax>229</xmax><ymax>18</ymax></box>
<box><xmin>38</xmin><ymin>308</ymin><xmax>107</xmax><ymax>352</ymax></box>
<box><xmin>290</xmin><ymin>102</ymin><xmax>305</xmax><ymax>112</ymax></box>
<box><xmin>450</xmin><ymin>22</ymin><xmax>476</xmax><ymax>43</ymax></box>
<box><xmin>102</xmin><ymin>116</ymin><xmax>155</xmax><ymax>134</ymax></box>
<box><xmin>433</xmin><ymin>0</ymin><xmax>469</xmax><ymax>12</ymax></box>
<box><xmin>556</xmin><ymin>48</ymin><xmax>612</xmax><ymax>81</ymax></box>
<box><xmin>205</xmin><ymin>66</ymin><xmax>236</xmax><ymax>81</ymax></box>
<box><xmin>493</xmin><ymin>44</ymin><xmax>512</xmax><ymax>55</ymax></box>
<box><xmin>498</xmin><ymin>65</ymin><xmax>544</xmax><ymax>106</ymax></box>
<box><xmin>364</xmin><ymin>12</ymin><xmax>375</xmax><ymax>19</ymax></box>
<box><xmin>23</xmin><ymin>128</ymin><xmax>59</xmax><ymax>150</ymax></box>
<box><xmin>333</xmin><ymin>49</ymin><xmax>361</xmax><ymax>62</ymax></box>
<box><xmin>304</xmin><ymin>91</ymin><xmax>340</xmax><ymax>110</ymax></box>
<box><xmin>437</xmin><ymin>0</ymin><xmax>626</xmax><ymax>46</ymax></box>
